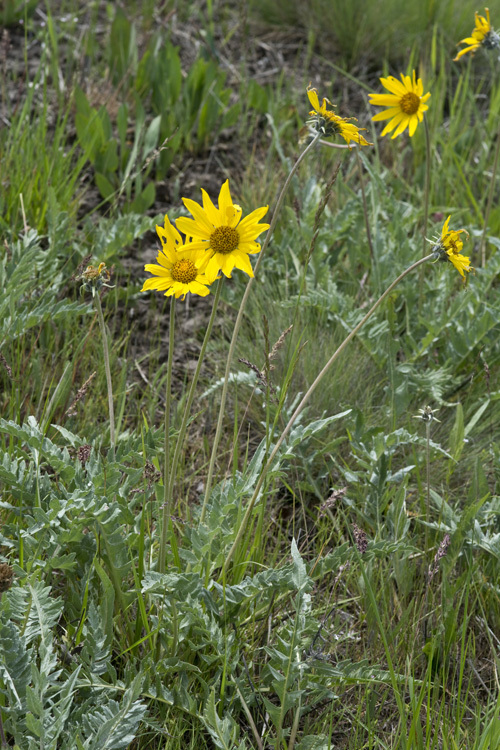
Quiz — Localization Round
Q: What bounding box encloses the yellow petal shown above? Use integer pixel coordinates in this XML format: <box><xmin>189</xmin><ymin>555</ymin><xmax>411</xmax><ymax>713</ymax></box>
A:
<box><xmin>181</xmin><ymin>198</ymin><xmax>215</xmax><ymax>234</ymax></box>
<box><xmin>441</xmin><ymin>216</ymin><xmax>451</xmax><ymax>237</ymax></box>
<box><xmin>392</xmin><ymin>114</ymin><xmax>411</xmax><ymax>138</ymax></box>
<box><xmin>372</xmin><ymin>106</ymin><xmax>403</xmax><ymax>122</ymax></box>
<box><xmin>218</xmin><ymin>253</ymin><xmax>237</xmax><ymax>279</ymax></box>
<box><xmin>379</xmin><ymin>76</ymin><xmax>407</xmax><ymax>96</ymax></box>
<box><xmin>204</xmin><ymin>257</ymin><xmax>221</xmax><ymax>284</ymax></box>
<box><xmin>307</xmin><ymin>87</ymin><xmax>320</xmax><ymax>112</ymax></box>
<box><xmin>201</xmin><ymin>188</ymin><xmax>221</xmax><ymax>225</ymax></box>
<box><xmin>144</xmin><ymin>262</ymin><xmax>171</xmax><ymax>277</ymax></box>
<box><xmin>218</xmin><ymin>180</ymin><xmax>233</xmax><ymax>217</ymax></box>
<box><xmin>188</xmin><ymin>281</ymin><xmax>211</xmax><ymax>297</ymax></box>
<box><xmin>380</xmin><ymin>111</ymin><xmax>406</xmax><ymax>137</ymax></box>
<box><xmin>369</xmin><ymin>93</ymin><xmax>401</xmax><ymax>107</ymax></box>
<box><xmin>231</xmin><ymin>251</ymin><xmax>254</xmax><ymax>278</ymax></box>
<box><xmin>408</xmin><ymin>115</ymin><xmax>419</xmax><ymax>137</ymax></box>
<box><xmin>176</xmin><ymin>215</ymin><xmax>211</xmax><ymax>240</ymax></box>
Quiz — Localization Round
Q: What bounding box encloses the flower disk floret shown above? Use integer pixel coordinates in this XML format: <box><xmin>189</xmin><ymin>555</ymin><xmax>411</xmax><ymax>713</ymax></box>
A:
<box><xmin>307</xmin><ymin>87</ymin><xmax>371</xmax><ymax>147</ymax></box>
<box><xmin>142</xmin><ymin>216</ymin><xmax>213</xmax><ymax>300</ymax></box>
<box><xmin>454</xmin><ymin>8</ymin><xmax>500</xmax><ymax>60</ymax></box>
<box><xmin>369</xmin><ymin>70</ymin><xmax>431</xmax><ymax>139</ymax></box>
<box><xmin>176</xmin><ymin>180</ymin><xmax>270</xmax><ymax>284</ymax></box>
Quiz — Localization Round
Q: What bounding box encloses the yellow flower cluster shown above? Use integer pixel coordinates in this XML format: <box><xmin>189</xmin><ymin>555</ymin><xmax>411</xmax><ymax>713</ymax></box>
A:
<box><xmin>146</xmin><ymin>4</ymin><xmax>494</xmax><ymax>297</ymax></box>
<box><xmin>142</xmin><ymin>181</ymin><xmax>269</xmax><ymax>299</ymax></box>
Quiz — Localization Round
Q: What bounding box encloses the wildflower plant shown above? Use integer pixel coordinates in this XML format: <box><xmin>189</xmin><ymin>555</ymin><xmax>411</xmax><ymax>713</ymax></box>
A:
<box><xmin>454</xmin><ymin>7</ymin><xmax>500</xmax><ymax>60</ymax></box>
<box><xmin>369</xmin><ymin>70</ymin><xmax>431</xmax><ymax>139</ymax></box>
<box><xmin>5</xmin><ymin>10</ymin><xmax>500</xmax><ymax>750</ymax></box>
<box><xmin>77</xmin><ymin>262</ymin><xmax>113</xmax><ymax>297</ymax></box>
<box><xmin>454</xmin><ymin>8</ymin><xmax>500</xmax><ymax>266</ymax></box>
<box><xmin>369</xmin><ymin>69</ymin><xmax>432</xmax><ymax>257</ymax></box>
<box><xmin>77</xmin><ymin>262</ymin><xmax>117</xmax><ymax>459</ymax></box>
<box><xmin>142</xmin><ymin>218</ymin><xmax>222</xmax><ymax>573</ymax></box>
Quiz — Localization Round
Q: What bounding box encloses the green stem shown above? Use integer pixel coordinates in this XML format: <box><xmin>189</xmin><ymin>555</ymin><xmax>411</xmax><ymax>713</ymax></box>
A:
<box><xmin>159</xmin><ymin>297</ymin><xmax>175</xmax><ymax>575</ymax></box>
<box><xmin>94</xmin><ymin>293</ymin><xmax>115</xmax><ymax>461</ymax></box>
<box><xmin>167</xmin><ymin>278</ymin><xmax>224</xmax><ymax>505</ymax></box>
<box><xmin>425</xmin><ymin>420</ymin><xmax>431</xmax><ymax>552</ymax></box>
<box><xmin>422</xmin><ymin>118</ymin><xmax>431</xmax><ymax>259</ymax></box>
<box><xmin>0</xmin><ymin>696</ymin><xmax>7</xmax><ymax>748</ymax></box>
<box><xmin>222</xmin><ymin>253</ymin><xmax>435</xmax><ymax>575</ymax></box>
<box><xmin>480</xmin><ymin>117</ymin><xmax>500</xmax><ymax>266</ymax></box>
<box><xmin>201</xmin><ymin>132</ymin><xmax>322</xmax><ymax>521</ymax></box>
<box><xmin>356</xmin><ymin>146</ymin><xmax>374</xmax><ymax>261</ymax></box>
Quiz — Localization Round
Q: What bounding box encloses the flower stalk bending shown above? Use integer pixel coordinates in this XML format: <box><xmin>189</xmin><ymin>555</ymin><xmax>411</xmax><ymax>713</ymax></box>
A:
<box><xmin>222</xmin><ymin>253</ymin><xmax>435</xmax><ymax>575</ymax></box>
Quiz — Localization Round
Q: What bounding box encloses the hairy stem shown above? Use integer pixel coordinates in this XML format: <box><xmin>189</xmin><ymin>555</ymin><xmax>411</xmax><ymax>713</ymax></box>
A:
<box><xmin>94</xmin><ymin>293</ymin><xmax>115</xmax><ymax>461</ymax></box>
<box><xmin>159</xmin><ymin>297</ymin><xmax>175</xmax><ymax>575</ymax></box>
<box><xmin>480</xmin><ymin>117</ymin><xmax>500</xmax><ymax>266</ymax></box>
<box><xmin>168</xmin><ymin>278</ymin><xmax>223</xmax><ymax>508</ymax></box>
<box><xmin>201</xmin><ymin>132</ymin><xmax>322</xmax><ymax>520</ymax></box>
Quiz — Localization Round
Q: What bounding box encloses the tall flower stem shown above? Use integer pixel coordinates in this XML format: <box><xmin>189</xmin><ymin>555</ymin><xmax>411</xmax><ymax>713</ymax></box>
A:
<box><xmin>222</xmin><ymin>253</ymin><xmax>435</xmax><ymax>575</ymax></box>
<box><xmin>356</xmin><ymin>146</ymin><xmax>374</xmax><ymax>261</ymax></box>
<box><xmin>422</xmin><ymin>118</ymin><xmax>431</xmax><ymax>259</ymax></box>
<box><xmin>480</xmin><ymin>118</ymin><xmax>500</xmax><ymax>266</ymax></box>
<box><xmin>200</xmin><ymin>131</ymin><xmax>322</xmax><ymax>521</ymax></box>
<box><xmin>425</xmin><ymin>419</ymin><xmax>431</xmax><ymax>551</ymax></box>
<box><xmin>167</xmin><ymin>277</ymin><xmax>224</xmax><ymax>504</ymax></box>
<box><xmin>159</xmin><ymin>297</ymin><xmax>175</xmax><ymax>575</ymax></box>
<box><xmin>94</xmin><ymin>293</ymin><xmax>116</xmax><ymax>461</ymax></box>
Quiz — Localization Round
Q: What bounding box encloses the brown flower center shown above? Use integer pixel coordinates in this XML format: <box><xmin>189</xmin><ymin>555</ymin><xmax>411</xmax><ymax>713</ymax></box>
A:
<box><xmin>210</xmin><ymin>226</ymin><xmax>239</xmax><ymax>255</ymax></box>
<box><xmin>400</xmin><ymin>92</ymin><xmax>420</xmax><ymax>115</ymax></box>
<box><xmin>171</xmin><ymin>259</ymin><xmax>198</xmax><ymax>284</ymax></box>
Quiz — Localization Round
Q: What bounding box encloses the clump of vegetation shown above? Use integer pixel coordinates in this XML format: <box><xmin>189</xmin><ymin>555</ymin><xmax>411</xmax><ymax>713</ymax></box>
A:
<box><xmin>1</xmin><ymin>1</ymin><xmax>500</xmax><ymax>748</ymax></box>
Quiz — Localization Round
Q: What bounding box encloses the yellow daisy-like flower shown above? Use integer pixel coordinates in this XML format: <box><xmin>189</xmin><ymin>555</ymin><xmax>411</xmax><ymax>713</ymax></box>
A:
<box><xmin>431</xmin><ymin>216</ymin><xmax>473</xmax><ymax>281</ymax></box>
<box><xmin>307</xmin><ymin>87</ymin><xmax>371</xmax><ymax>147</ymax></box>
<box><xmin>369</xmin><ymin>71</ymin><xmax>431</xmax><ymax>139</ymax></box>
<box><xmin>175</xmin><ymin>180</ymin><xmax>270</xmax><ymax>284</ymax></box>
<box><xmin>454</xmin><ymin>8</ymin><xmax>500</xmax><ymax>61</ymax></box>
<box><xmin>142</xmin><ymin>216</ymin><xmax>213</xmax><ymax>300</ymax></box>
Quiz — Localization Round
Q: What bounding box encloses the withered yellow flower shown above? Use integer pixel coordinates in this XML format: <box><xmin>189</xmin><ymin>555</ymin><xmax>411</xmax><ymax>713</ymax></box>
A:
<box><xmin>454</xmin><ymin>8</ymin><xmax>499</xmax><ymax>61</ymax></box>
<box><xmin>307</xmin><ymin>87</ymin><xmax>371</xmax><ymax>147</ymax></box>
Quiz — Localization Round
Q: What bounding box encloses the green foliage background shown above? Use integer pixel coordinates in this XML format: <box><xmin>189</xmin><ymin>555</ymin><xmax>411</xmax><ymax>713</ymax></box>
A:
<box><xmin>0</xmin><ymin>0</ymin><xmax>500</xmax><ymax>747</ymax></box>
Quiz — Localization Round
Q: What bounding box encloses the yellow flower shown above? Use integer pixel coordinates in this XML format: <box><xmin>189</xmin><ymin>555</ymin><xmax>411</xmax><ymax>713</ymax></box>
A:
<box><xmin>142</xmin><ymin>216</ymin><xmax>213</xmax><ymax>300</ymax></box>
<box><xmin>369</xmin><ymin>71</ymin><xmax>431</xmax><ymax>138</ymax></box>
<box><xmin>175</xmin><ymin>180</ymin><xmax>270</xmax><ymax>284</ymax></box>
<box><xmin>307</xmin><ymin>87</ymin><xmax>371</xmax><ymax>147</ymax></box>
<box><xmin>432</xmin><ymin>216</ymin><xmax>473</xmax><ymax>281</ymax></box>
<box><xmin>454</xmin><ymin>8</ymin><xmax>499</xmax><ymax>60</ymax></box>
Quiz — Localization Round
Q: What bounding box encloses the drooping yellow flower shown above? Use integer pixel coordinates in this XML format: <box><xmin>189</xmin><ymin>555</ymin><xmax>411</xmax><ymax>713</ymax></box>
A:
<box><xmin>142</xmin><ymin>216</ymin><xmax>213</xmax><ymax>300</ymax></box>
<box><xmin>454</xmin><ymin>8</ymin><xmax>500</xmax><ymax>60</ymax></box>
<box><xmin>175</xmin><ymin>180</ymin><xmax>270</xmax><ymax>284</ymax></box>
<box><xmin>307</xmin><ymin>87</ymin><xmax>371</xmax><ymax>147</ymax></box>
<box><xmin>369</xmin><ymin>71</ymin><xmax>431</xmax><ymax>139</ymax></box>
<box><xmin>431</xmin><ymin>216</ymin><xmax>473</xmax><ymax>281</ymax></box>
